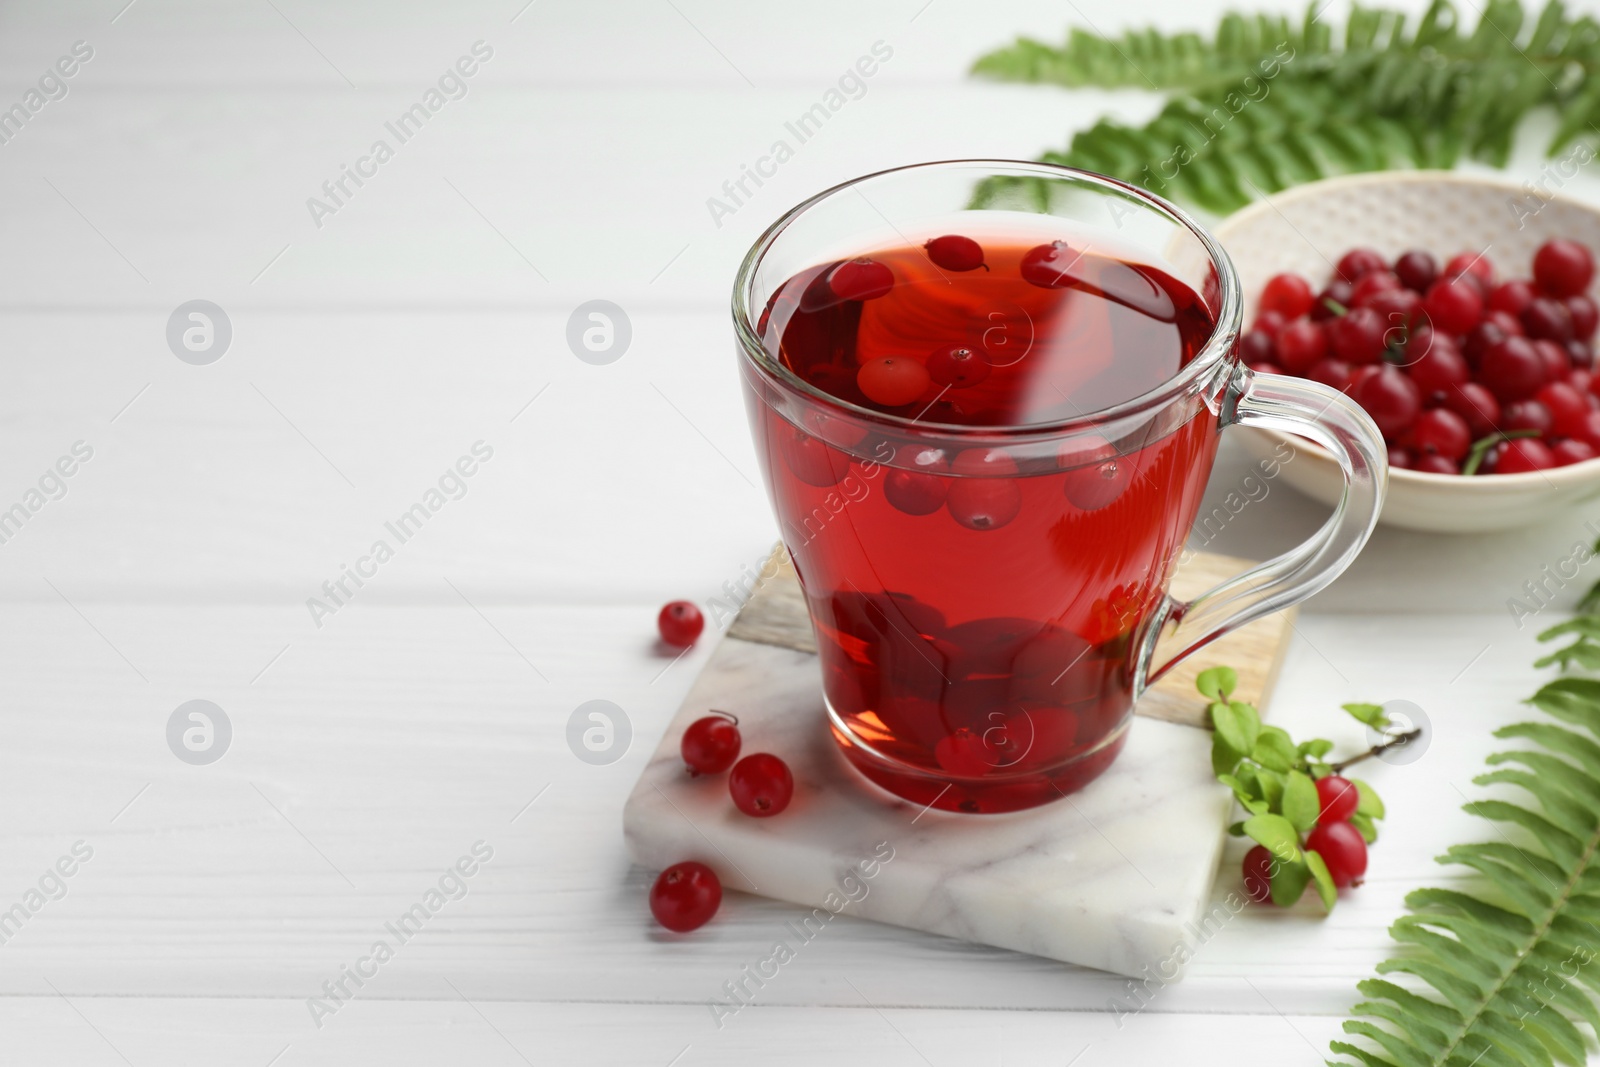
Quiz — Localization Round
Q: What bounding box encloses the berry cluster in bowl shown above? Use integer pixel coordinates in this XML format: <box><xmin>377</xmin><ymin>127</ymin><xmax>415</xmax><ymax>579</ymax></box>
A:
<box><xmin>1240</xmin><ymin>239</ymin><xmax>1599</xmax><ymax>475</ymax></box>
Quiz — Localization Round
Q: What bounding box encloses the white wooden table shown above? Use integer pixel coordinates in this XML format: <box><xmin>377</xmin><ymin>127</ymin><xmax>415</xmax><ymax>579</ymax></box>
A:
<box><xmin>4</xmin><ymin>0</ymin><xmax>1600</xmax><ymax>1062</ymax></box>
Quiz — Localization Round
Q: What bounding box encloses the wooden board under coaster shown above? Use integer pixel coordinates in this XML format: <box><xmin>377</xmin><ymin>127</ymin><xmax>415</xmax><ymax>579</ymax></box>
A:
<box><xmin>623</xmin><ymin>548</ymin><xmax>1294</xmax><ymax>979</ymax></box>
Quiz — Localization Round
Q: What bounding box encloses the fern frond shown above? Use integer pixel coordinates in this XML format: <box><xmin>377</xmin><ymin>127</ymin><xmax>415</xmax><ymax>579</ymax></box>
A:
<box><xmin>1329</xmin><ymin>677</ymin><xmax>1600</xmax><ymax>1066</ymax></box>
<box><xmin>971</xmin><ymin>0</ymin><xmax>1600</xmax><ymax>215</ymax></box>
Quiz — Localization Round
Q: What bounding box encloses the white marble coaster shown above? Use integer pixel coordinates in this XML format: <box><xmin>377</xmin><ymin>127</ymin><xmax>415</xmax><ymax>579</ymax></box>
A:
<box><xmin>623</xmin><ymin>551</ymin><xmax>1290</xmax><ymax>979</ymax></box>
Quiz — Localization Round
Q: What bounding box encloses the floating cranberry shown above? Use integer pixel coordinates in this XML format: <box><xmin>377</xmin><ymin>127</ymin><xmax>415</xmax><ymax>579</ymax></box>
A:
<box><xmin>1444</xmin><ymin>382</ymin><xmax>1501</xmax><ymax>437</ymax></box>
<box><xmin>1352</xmin><ymin>365</ymin><xmax>1421</xmax><ymax>438</ymax></box>
<box><xmin>925</xmin><ymin>344</ymin><xmax>990</xmax><ymax>388</ymax></box>
<box><xmin>934</xmin><ymin>727</ymin><xmax>991</xmax><ymax>777</ymax></box>
<box><xmin>1306</xmin><ymin>820</ymin><xmax>1368</xmax><ymax>887</ymax></box>
<box><xmin>1242</xmin><ymin>844</ymin><xmax>1276</xmax><ymax>904</ymax></box>
<box><xmin>1404</xmin><ymin>408</ymin><xmax>1471</xmax><ymax>462</ymax></box>
<box><xmin>1553</xmin><ymin>439</ymin><xmax>1598</xmax><ymax>466</ymax></box>
<box><xmin>1489</xmin><ymin>279</ymin><xmax>1537</xmax><ymax>316</ymax></box>
<box><xmin>1275</xmin><ymin>319</ymin><xmax>1328</xmax><ymax>374</ymax></box>
<box><xmin>1424</xmin><ymin>277</ymin><xmax>1485</xmax><ymax>335</ymax></box>
<box><xmin>1533</xmin><ymin>238</ymin><xmax>1595</xmax><ymax>297</ymax></box>
<box><xmin>1481</xmin><ymin>336</ymin><xmax>1546</xmax><ymax>402</ymax></box>
<box><xmin>681</xmin><ymin>713</ymin><xmax>741</xmax><ymax>775</ymax></box>
<box><xmin>1314</xmin><ymin>775</ymin><xmax>1360</xmax><ymax>822</ymax></box>
<box><xmin>780</xmin><ymin>426</ymin><xmax>846</xmax><ymax>487</ymax></box>
<box><xmin>1495</xmin><ymin>437</ymin><xmax>1557</xmax><ymax>474</ymax></box>
<box><xmin>828</xmin><ymin>258</ymin><xmax>895</xmax><ymax>301</ymax></box>
<box><xmin>1393</xmin><ymin>249</ymin><xmax>1438</xmax><ymax>292</ymax></box>
<box><xmin>1020</xmin><ymin>241</ymin><xmax>1078</xmax><ymax>288</ymax></box>
<box><xmin>1412</xmin><ymin>453</ymin><xmax>1459</xmax><ymax>474</ymax></box>
<box><xmin>947</xmin><ymin>479</ymin><xmax>1022</xmax><ymax>531</ymax></box>
<box><xmin>884</xmin><ymin>447</ymin><xmax>950</xmax><ymax>516</ymax></box>
<box><xmin>857</xmin><ymin>356</ymin><xmax>930</xmax><ymax>407</ymax></box>
<box><xmin>1523</xmin><ymin>297</ymin><xmax>1574</xmax><ymax>342</ymax></box>
<box><xmin>1239</xmin><ymin>330</ymin><xmax>1276</xmax><ymax>368</ymax></box>
<box><xmin>1568</xmin><ymin>295</ymin><xmax>1598</xmax><ymax>340</ymax></box>
<box><xmin>729</xmin><ymin>753</ymin><xmax>793</xmax><ymax>817</ymax></box>
<box><xmin>1061</xmin><ymin>436</ymin><xmax>1129</xmax><ymax>512</ymax></box>
<box><xmin>658</xmin><ymin>601</ymin><xmax>705</xmax><ymax>647</ymax></box>
<box><xmin>1337</xmin><ymin>247</ymin><xmax>1387</xmax><ymax>282</ymax></box>
<box><xmin>1260</xmin><ymin>272</ymin><xmax>1316</xmax><ymax>318</ymax></box>
<box><xmin>650</xmin><ymin>861</ymin><xmax>722</xmax><ymax>932</ymax></box>
<box><xmin>1327</xmin><ymin>306</ymin><xmax>1387</xmax><ymax>364</ymax></box>
<box><xmin>1310</xmin><ymin>279</ymin><xmax>1354</xmax><ymax>321</ymax></box>
<box><xmin>923</xmin><ymin>234</ymin><xmax>987</xmax><ymax>272</ymax></box>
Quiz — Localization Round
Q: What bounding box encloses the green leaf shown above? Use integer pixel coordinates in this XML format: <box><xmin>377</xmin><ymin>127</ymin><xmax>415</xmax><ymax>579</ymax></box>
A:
<box><xmin>1211</xmin><ymin>699</ymin><xmax>1256</xmax><ymax>757</ymax></box>
<box><xmin>1298</xmin><ymin>738</ymin><xmax>1335</xmax><ymax>759</ymax></box>
<box><xmin>1305</xmin><ymin>849</ymin><xmax>1339</xmax><ymax>910</ymax></box>
<box><xmin>1343</xmin><ymin>702</ymin><xmax>1389</xmax><ymax>727</ymax></box>
<box><xmin>1251</xmin><ymin>726</ymin><xmax>1298</xmax><ymax>772</ymax></box>
<box><xmin>1196</xmin><ymin>665</ymin><xmax>1238</xmax><ymax>700</ymax></box>
<box><xmin>1352</xmin><ymin>777</ymin><xmax>1386</xmax><ymax>819</ymax></box>
<box><xmin>1270</xmin><ymin>853</ymin><xmax>1313</xmax><ymax>907</ymax></box>
<box><xmin>1243</xmin><ymin>813</ymin><xmax>1302</xmax><ymax>862</ymax></box>
<box><xmin>1349</xmin><ymin>811</ymin><xmax>1378</xmax><ymax>844</ymax></box>
<box><xmin>1211</xmin><ymin>732</ymin><xmax>1244</xmax><ymax>778</ymax></box>
<box><xmin>1283</xmin><ymin>770</ymin><xmax>1321</xmax><ymax>833</ymax></box>
<box><xmin>1218</xmin><ymin>773</ymin><xmax>1270</xmax><ymax>814</ymax></box>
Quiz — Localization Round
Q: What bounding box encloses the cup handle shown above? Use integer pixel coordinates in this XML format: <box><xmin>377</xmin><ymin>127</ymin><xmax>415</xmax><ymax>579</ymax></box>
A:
<box><xmin>1137</xmin><ymin>367</ymin><xmax>1388</xmax><ymax>690</ymax></box>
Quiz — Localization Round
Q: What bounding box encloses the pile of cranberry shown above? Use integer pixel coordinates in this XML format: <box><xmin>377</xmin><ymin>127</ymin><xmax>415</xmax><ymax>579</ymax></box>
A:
<box><xmin>1240</xmin><ymin>238</ymin><xmax>1600</xmax><ymax>475</ymax></box>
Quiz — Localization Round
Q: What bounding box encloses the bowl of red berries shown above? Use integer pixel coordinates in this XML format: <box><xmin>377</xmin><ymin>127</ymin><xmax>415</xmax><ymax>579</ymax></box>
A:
<box><xmin>1215</xmin><ymin>171</ymin><xmax>1600</xmax><ymax>532</ymax></box>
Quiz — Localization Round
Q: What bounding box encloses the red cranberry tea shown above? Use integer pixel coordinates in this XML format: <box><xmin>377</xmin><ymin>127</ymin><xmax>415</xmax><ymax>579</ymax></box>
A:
<box><xmin>745</xmin><ymin>233</ymin><xmax>1222</xmax><ymax>813</ymax></box>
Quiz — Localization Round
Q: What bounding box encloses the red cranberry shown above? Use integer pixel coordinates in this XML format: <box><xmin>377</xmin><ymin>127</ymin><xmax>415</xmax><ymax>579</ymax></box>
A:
<box><xmin>1020</xmin><ymin>241</ymin><xmax>1078</xmax><ymax>288</ymax></box>
<box><xmin>1314</xmin><ymin>775</ymin><xmax>1359</xmax><ymax>822</ymax></box>
<box><xmin>1336</xmin><ymin>247</ymin><xmax>1388</xmax><ymax>282</ymax></box>
<box><xmin>1275</xmin><ymin>319</ymin><xmax>1328</xmax><ymax>374</ymax></box>
<box><xmin>1481</xmin><ymin>336</ymin><xmax>1547</xmax><ymax>402</ymax></box>
<box><xmin>923</xmin><ymin>234</ymin><xmax>987</xmax><ymax>272</ymax></box>
<box><xmin>1553</xmin><ymin>439</ymin><xmax>1598</xmax><ymax>466</ymax></box>
<box><xmin>1538</xmin><ymin>381</ymin><xmax>1590</xmax><ymax>438</ymax></box>
<box><xmin>1327</xmin><ymin>307</ymin><xmax>1387</xmax><ymax>364</ymax></box>
<box><xmin>1061</xmin><ymin>435</ymin><xmax>1129</xmax><ymax>512</ymax></box>
<box><xmin>1350</xmin><ymin>270</ymin><xmax>1401</xmax><ymax>308</ymax></box>
<box><xmin>1424</xmin><ymin>277</ymin><xmax>1484</xmax><ymax>335</ymax></box>
<box><xmin>1568</xmin><ymin>295</ymin><xmax>1598</xmax><ymax>340</ymax></box>
<box><xmin>1462</xmin><ymin>321</ymin><xmax>1508</xmax><ymax>370</ymax></box>
<box><xmin>1352</xmin><ymin>366</ymin><xmax>1421</xmax><ymax>438</ymax></box>
<box><xmin>1239</xmin><ymin>330</ymin><xmax>1276</xmax><ymax>367</ymax></box>
<box><xmin>1569</xmin><ymin>340</ymin><xmax>1596</xmax><ymax>370</ymax></box>
<box><xmin>1533</xmin><ymin>339</ymin><xmax>1571</xmax><ymax>381</ymax></box>
<box><xmin>1387</xmin><ymin>445</ymin><xmax>1413</xmax><ymax>469</ymax></box>
<box><xmin>1533</xmin><ymin>238</ymin><xmax>1595</xmax><ymax>297</ymax></box>
<box><xmin>1252</xmin><ymin>311</ymin><xmax>1286</xmax><ymax>339</ymax></box>
<box><xmin>857</xmin><ymin>356</ymin><xmax>931</xmax><ymax>407</ymax></box>
<box><xmin>1362</xmin><ymin>287</ymin><xmax>1423</xmax><ymax>332</ymax></box>
<box><xmin>1445</xmin><ymin>251</ymin><xmax>1494</xmax><ymax>287</ymax></box>
<box><xmin>947</xmin><ymin>449</ymin><xmax>1022</xmax><ymax>530</ymax></box>
<box><xmin>884</xmin><ymin>447</ymin><xmax>950</xmax><ymax>516</ymax></box>
<box><xmin>729</xmin><ymin>753</ymin><xmax>793</xmax><ymax>817</ymax></box>
<box><xmin>1404</xmin><ymin>407</ymin><xmax>1471</xmax><ymax>461</ymax></box>
<box><xmin>1494</xmin><ymin>437</ymin><xmax>1556</xmax><ymax>474</ymax></box>
<box><xmin>1483</xmin><ymin>309</ymin><xmax>1524</xmax><ymax>337</ymax></box>
<box><xmin>1523</xmin><ymin>297</ymin><xmax>1574</xmax><ymax>342</ymax></box>
<box><xmin>658</xmin><ymin>601</ymin><xmax>705</xmax><ymax>647</ymax></box>
<box><xmin>1576</xmin><ymin>409</ymin><xmax>1600</xmax><ymax>449</ymax></box>
<box><xmin>1501</xmin><ymin>399</ymin><xmax>1553</xmax><ymax>436</ymax></box>
<box><xmin>1572</xmin><ymin>368</ymin><xmax>1594</xmax><ymax>394</ymax></box>
<box><xmin>1412</xmin><ymin>453</ymin><xmax>1459</xmax><ymax>474</ymax></box>
<box><xmin>1306</xmin><ymin>820</ymin><xmax>1368</xmax><ymax>887</ymax></box>
<box><xmin>650</xmin><ymin>861</ymin><xmax>722</xmax><ymax>932</ymax></box>
<box><xmin>1405</xmin><ymin>334</ymin><xmax>1469</xmax><ymax>397</ymax></box>
<box><xmin>1242</xmin><ymin>844</ymin><xmax>1276</xmax><ymax>904</ymax></box>
<box><xmin>780</xmin><ymin>427</ymin><xmax>846</xmax><ymax>487</ymax></box>
<box><xmin>1250</xmin><ymin>362</ymin><xmax>1284</xmax><ymax>376</ymax></box>
<box><xmin>926</xmin><ymin>344</ymin><xmax>990</xmax><ymax>388</ymax></box>
<box><xmin>1310</xmin><ymin>280</ymin><xmax>1354</xmax><ymax>321</ymax></box>
<box><xmin>1307</xmin><ymin>358</ymin><xmax>1353</xmax><ymax>392</ymax></box>
<box><xmin>682</xmin><ymin>713</ymin><xmax>741</xmax><ymax>775</ymax></box>
<box><xmin>1489</xmin><ymin>279</ymin><xmax>1537</xmax><ymax>316</ymax></box>
<box><xmin>1260</xmin><ymin>273</ymin><xmax>1316</xmax><ymax>319</ymax></box>
<box><xmin>1393</xmin><ymin>249</ymin><xmax>1438</xmax><ymax>292</ymax></box>
<box><xmin>828</xmin><ymin>258</ymin><xmax>895</xmax><ymax>301</ymax></box>
<box><xmin>1444</xmin><ymin>382</ymin><xmax>1501</xmax><ymax>437</ymax></box>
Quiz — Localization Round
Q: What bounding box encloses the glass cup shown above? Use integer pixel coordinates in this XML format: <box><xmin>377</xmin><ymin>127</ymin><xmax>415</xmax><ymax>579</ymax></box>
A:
<box><xmin>733</xmin><ymin>160</ymin><xmax>1386</xmax><ymax>814</ymax></box>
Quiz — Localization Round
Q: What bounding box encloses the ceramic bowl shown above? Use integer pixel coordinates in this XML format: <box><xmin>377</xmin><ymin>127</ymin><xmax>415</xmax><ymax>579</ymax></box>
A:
<box><xmin>1214</xmin><ymin>170</ymin><xmax>1600</xmax><ymax>533</ymax></box>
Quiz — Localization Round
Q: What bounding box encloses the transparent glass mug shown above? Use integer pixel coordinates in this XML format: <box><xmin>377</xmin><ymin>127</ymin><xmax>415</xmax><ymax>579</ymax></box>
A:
<box><xmin>734</xmin><ymin>161</ymin><xmax>1386</xmax><ymax>814</ymax></box>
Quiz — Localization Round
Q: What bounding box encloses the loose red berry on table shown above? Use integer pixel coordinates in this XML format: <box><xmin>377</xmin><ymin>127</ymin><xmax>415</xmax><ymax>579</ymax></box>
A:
<box><xmin>658</xmin><ymin>601</ymin><xmax>705</xmax><ymax>647</ymax></box>
<box><xmin>828</xmin><ymin>258</ymin><xmax>895</xmax><ymax>301</ymax></box>
<box><xmin>1259</xmin><ymin>272</ymin><xmax>1315</xmax><ymax>318</ymax></box>
<box><xmin>1351</xmin><ymin>366</ymin><xmax>1421</xmax><ymax>438</ymax></box>
<box><xmin>1393</xmin><ymin>249</ymin><xmax>1438</xmax><ymax>292</ymax></box>
<box><xmin>729</xmin><ymin>753</ymin><xmax>794</xmax><ymax>817</ymax></box>
<box><xmin>925</xmin><ymin>344</ymin><xmax>990</xmax><ymax>388</ymax></box>
<box><xmin>681</xmin><ymin>713</ymin><xmax>741</xmax><ymax>775</ymax></box>
<box><xmin>1242</xmin><ymin>844</ymin><xmax>1276</xmax><ymax>905</ymax></box>
<box><xmin>1306</xmin><ymin>820</ymin><xmax>1368</xmax><ymax>887</ymax></box>
<box><xmin>857</xmin><ymin>356</ymin><xmax>931</xmax><ymax>407</ymax></box>
<box><xmin>1533</xmin><ymin>238</ymin><xmax>1595</xmax><ymax>297</ymax></box>
<box><xmin>1337</xmin><ymin>247</ymin><xmax>1387</xmax><ymax>282</ymax></box>
<box><xmin>923</xmin><ymin>234</ymin><xmax>987</xmax><ymax>272</ymax></box>
<box><xmin>1314</xmin><ymin>775</ymin><xmax>1360</xmax><ymax>823</ymax></box>
<box><xmin>649</xmin><ymin>861</ymin><xmax>722</xmax><ymax>932</ymax></box>
<box><xmin>1424</xmin><ymin>277</ymin><xmax>1485</xmax><ymax>335</ymax></box>
<box><xmin>1019</xmin><ymin>241</ymin><xmax>1079</xmax><ymax>289</ymax></box>
<box><xmin>1275</xmin><ymin>319</ymin><xmax>1328</xmax><ymax>375</ymax></box>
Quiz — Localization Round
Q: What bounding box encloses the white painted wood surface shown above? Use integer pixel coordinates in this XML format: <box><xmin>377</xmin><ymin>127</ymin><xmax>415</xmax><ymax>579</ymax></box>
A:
<box><xmin>5</xmin><ymin>0</ymin><xmax>1600</xmax><ymax>1063</ymax></box>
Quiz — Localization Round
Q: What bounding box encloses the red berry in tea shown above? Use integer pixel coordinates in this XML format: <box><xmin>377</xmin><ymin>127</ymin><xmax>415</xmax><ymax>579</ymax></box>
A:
<box><xmin>729</xmin><ymin>753</ymin><xmax>793</xmax><ymax>817</ymax></box>
<box><xmin>857</xmin><ymin>356</ymin><xmax>930</xmax><ymax>407</ymax></box>
<box><xmin>925</xmin><ymin>344</ymin><xmax>990</xmax><ymax>387</ymax></box>
<box><xmin>658</xmin><ymin>601</ymin><xmax>705</xmax><ymax>647</ymax></box>
<box><xmin>1019</xmin><ymin>240</ymin><xmax>1079</xmax><ymax>288</ymax></box>
<box><xmin>829</xmin><ymin>257</ymin><xmax>895</xmax><ymax>301</ymax></box>
<box><xmin>650</xmin><ymin>861</ymin><xmax>722</xmax><ymax>932</ymax></box>
<box><xmin>681</xmin><ymin>713</ymin><xmax>741</xmax><ymax>775</ymax></box>
<box><xmin>923</xmin><ymin>234</ymin><xmax>987</xmax><ymax>272</ymax></box>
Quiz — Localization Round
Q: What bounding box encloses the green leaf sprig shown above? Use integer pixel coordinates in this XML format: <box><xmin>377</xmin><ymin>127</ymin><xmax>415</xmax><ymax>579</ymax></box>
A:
<box><xmin>1199</xmin><ymin>665</ymin><xmax>1394</xmax><ymax>911</ymax></box>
